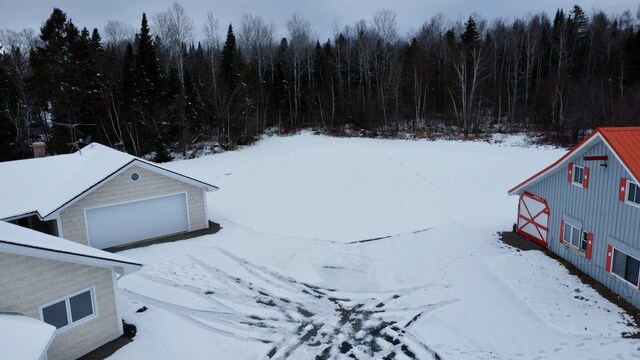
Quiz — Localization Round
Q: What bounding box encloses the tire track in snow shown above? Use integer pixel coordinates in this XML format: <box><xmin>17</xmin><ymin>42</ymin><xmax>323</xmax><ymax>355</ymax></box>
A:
<box><xmin>125</xmin><ymin>247</ymin><xmax>458</xmax><ymax>359</ymax></box>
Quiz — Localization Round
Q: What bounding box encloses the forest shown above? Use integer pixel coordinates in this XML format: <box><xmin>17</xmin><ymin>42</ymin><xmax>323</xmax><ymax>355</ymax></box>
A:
<box><xmin>1</xmin><ymin>3</ymin><xmax>640</xmax><ymax>161</ymax></box>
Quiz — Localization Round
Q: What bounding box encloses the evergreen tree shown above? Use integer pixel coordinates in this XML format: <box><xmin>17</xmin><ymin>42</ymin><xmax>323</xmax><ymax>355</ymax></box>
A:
<box><xmin>130</xmin><ymin>13</ymin><xmax>167</xmax><ymax>154</ymax></box>
<box><xmin>135</xmin><ymin>13</ymin><xmax>163</xmax><ymax>101</ymax></box>
<box><xmin>0</xmin><ymin>52</ymin><xmax>17</xmax><ymax>160</ymax></box>
<box><xmin>460</xmin><ymin>17</ymin><xmax>480</xmax><ymax>47</ymax></box>
<box><xmin>220</xmin><ymin>24</ymin><xmax>243</xmax><ymax>93</ymax></box>
<box><xmin>29</xmin><ymin>8</ymin><xmax>102</xmax><ymax>153</ymax></box>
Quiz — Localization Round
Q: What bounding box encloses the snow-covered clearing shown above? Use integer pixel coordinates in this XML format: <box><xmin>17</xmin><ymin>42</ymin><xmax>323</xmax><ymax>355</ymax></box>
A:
<box><xmin>110</xmin><ymin>133</ymin><xmax>640</xmax><ymax>359</ymax></box>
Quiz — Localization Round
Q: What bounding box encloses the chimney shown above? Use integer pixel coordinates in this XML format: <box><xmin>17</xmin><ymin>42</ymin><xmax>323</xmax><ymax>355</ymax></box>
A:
<box><xmin>114</xmin><ymin>141</ymin><xmax>127</xmax><ymax>153</ymax></box>
<box><xmin>32</xmin><ymin>142</ymin><xmax>46</xmax><ymax>158</ymax></box>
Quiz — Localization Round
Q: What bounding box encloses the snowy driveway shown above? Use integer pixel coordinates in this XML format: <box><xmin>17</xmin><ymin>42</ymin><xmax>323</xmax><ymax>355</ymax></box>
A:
<box><xmin>111</xmin><ymin>134</ymin><xmax>640</xmax><ymax>359</ymax></box>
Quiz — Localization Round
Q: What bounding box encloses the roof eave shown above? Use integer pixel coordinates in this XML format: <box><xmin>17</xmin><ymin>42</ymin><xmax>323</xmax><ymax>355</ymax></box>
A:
<box><xmin>0</xmin><ymin>241</ymin><xmax>142</xmax><ymax>273</ymax></box>
<box><xmin>0</xmin><ymin>211</ymin><xmax>42</xmax><ymax>222</ymax></box>
<box><xmin>508</xmin><ymin>129</ymin><xmax>640</xmax><ymax>196</ymax></box>
<box><xmin>507</xmin><ymin>131</ymin><xmax>603</xmax><ymax>195</ymax></box>
<box><xmin>131</xmin><ymin>159</ymin><xmax>220</xmax><ymax>191</ymax></box>
<box><xmin>42</xmin><ymin>158</ymin><xmax>218</xmax><ymax>220</ymax></box>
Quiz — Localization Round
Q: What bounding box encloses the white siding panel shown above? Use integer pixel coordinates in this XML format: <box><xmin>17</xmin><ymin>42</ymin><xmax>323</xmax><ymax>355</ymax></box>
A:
<box><xmin>0</xmin><ymin>253</ymin><xmax>120</xmax><ymax>360</ymax></box>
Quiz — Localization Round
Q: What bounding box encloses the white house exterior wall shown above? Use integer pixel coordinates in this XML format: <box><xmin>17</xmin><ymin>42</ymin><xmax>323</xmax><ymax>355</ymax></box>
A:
<box><xmin>59</xmin><ymin>165</ymin><xmax>207</xmax><ymax>246</ymax></box>
<box><xmin>522</xmin><ymin>140</ymin><xmax>640</xmax><ymax>307</ymax></box>
<box><xmin>0</xmin><ymin>252</ymin><xmax>121</xmax><ymax>360</ymax></box>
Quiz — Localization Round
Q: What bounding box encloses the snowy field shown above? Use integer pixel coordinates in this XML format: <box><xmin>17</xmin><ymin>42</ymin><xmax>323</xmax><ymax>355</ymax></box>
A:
<box><xmin>110</xmin><ymin>133</ymin><xmax>640</xmax><ymax>359</ymax></box>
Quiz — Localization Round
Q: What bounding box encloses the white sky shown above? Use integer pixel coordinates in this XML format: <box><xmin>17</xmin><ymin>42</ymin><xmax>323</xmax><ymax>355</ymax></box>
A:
<box><xmin>1</xmin><ymin>0</ymin><xmax>637</xmax><ymax>42</ymax></box>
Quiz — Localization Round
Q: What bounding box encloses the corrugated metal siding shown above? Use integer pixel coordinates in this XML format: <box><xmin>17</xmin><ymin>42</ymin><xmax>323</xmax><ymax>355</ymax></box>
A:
<box><xmin>0</xmin><ymin>253</ymin><xmax>120</xmax><ymax>360</ymax></box>
<box><xmin>523</xmin><ymin>139</ymin><xmax>640</xmax><ymax>307</ymax></box>
<box><xmin>60</xmin><ymin>165</ymin><xmax>207</xmax><ymax>246</ymax></box>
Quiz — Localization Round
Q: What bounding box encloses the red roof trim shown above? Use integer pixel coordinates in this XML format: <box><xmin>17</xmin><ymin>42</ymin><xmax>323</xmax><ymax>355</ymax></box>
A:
<box><xmin>508</xmin><ymin>131</ymin><xmax>599</xmax><ymax>194</ymax></box>
<box><xmin>508</xmin><ymin>127</ymin><xmax>640</xmax><ymax>195</ymax></box>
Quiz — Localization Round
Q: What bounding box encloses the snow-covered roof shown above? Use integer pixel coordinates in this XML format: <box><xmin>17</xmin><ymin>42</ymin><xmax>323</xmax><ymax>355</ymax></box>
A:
<box><xmin>0</xmin><ymin>313</ymin><xmax>55</xmax><ymax>360</ymax></box>
<box><xmin>0</xmin><ymin>221</ymin><xmax>141</xmax><ymax>274</ymax></box>
<box><xmin>0</xmin><ymin>143</ymin><xmax>218</xmax><ymax>221</ymax></box>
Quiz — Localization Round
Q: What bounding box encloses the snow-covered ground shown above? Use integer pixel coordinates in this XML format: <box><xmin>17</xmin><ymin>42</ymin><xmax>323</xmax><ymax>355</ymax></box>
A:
<box><xmin>110</xmin><ymin>133</ymin><xmax>640</xmax><ymax>360</ymax></box>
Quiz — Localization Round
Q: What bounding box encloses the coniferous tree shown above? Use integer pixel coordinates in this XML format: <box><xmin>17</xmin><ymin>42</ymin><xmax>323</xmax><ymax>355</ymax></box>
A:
<box><xmin>131</xmin><ymin>13</ymin><xmax>166</xmax><ymax>154</ymax></box>
<box><xmin>218</xmin><ymin>24</ymin><xmax>245</xmax><ymax>145</ymax></box>
<box><xmin>4</xmin><ymin>5</ymin><xmax>640</xmax><ymax>162</ymax></box>
<box><xmin>220</xmin><ymin>24</ymin><xmax>242</xmax><ymax>92</ymax></box>
<box><xmin>29</xmin><ymin>8</ymin><xmax>100</xmax><ymax>153</ymax></box>
<box><xmin>0</xmin><ymin>51</ymin><xmax>17</xmax><ymax>160</ymax></box>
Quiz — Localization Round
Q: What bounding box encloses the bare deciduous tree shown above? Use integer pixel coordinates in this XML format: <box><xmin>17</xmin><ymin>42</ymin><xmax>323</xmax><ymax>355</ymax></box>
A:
<box><xmin>153</xmin><ymin>1</ymin><xmax>194</xmax><ymax>152</ymax></box>
<box><xmin>239</xmin><ymin>14</ymin><xmax>275</xmax><ymax>130</ymax></box>
<box><xmin>103</xmin><ymin>20</ymin><xmax>135</xmax><ymax>47</ymax></box>
<box><xmin>286</xmin><ymin>13</ymin><xmax>312</xmax><ymax>124</ymax></box>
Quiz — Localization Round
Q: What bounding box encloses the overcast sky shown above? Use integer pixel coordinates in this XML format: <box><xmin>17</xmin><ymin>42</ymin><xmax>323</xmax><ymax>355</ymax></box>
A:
<box><xmin>1</xmin><ymin>0</ymin><xmax>638</xmax><ymax>42</ymax></box>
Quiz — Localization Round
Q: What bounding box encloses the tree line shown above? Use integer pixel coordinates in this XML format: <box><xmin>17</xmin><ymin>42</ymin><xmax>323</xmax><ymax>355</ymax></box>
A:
<box><xmin>1</xmin><ymin>3</ymin><xmax>640</xmax><ymax>161</ymax></box>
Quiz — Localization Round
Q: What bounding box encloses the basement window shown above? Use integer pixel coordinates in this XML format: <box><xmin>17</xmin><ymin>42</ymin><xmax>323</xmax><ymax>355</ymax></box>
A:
<box><xmin>40</xmin><ymin>287</ymin><xmax>97</xmax><ymax>330</ymax></box>
<box><xmin>563</xmin><ymin>222</ymin><xmax>587</xmax><ymax>252</ymax></box>
<box><xmin>627</xmin><ymin>181</ymin><xmax>640</xmax><ymax>206</ymax></box>
<box><xmin>612</xmin><ymin>249</ymin><xmax>640</xmax><ymax>287</ymax></box>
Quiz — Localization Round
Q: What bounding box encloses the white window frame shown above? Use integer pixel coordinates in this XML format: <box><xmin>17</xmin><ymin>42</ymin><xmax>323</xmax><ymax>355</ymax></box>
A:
<box><xmin>39</xmin><ymin>286</ymin><xmax>98</xmax><ymax>332</ymax></box>
<box><xmin>611</xmin><ymin>247</ymin><xmax>640</xmax><ymax>288</ymax></box>
<box><xmin>563</xmin><ymin>221</ymin><xmax>587</xmax><ymax>253</ymax></box>
<box><xmin>626</xmin><ymin>181</ymin><xmax>640</xmax><ymax>208</ymax></box>
<box><xmin>571</xmin><ymin>164</ymin><xmax>585</xmax><ymax>187</ymax></box>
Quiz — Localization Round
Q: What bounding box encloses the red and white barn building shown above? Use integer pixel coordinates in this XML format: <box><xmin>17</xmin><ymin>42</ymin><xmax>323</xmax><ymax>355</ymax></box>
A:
<box><xmin>509</xmin><ymin>127</ymin><xmax>640</xmax><ymax>308</ymax></box>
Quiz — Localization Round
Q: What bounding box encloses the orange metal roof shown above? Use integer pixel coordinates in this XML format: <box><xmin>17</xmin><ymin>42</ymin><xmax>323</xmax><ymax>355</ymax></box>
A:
<box><xmin>508</xmin><ymin>127</ymin><xmax>640</xmax><ymax>195</ymax></box>
<box><xmin>599</xmin><ymin>127</ymin><xmax>640</xmax><ymax>182</ymax></box>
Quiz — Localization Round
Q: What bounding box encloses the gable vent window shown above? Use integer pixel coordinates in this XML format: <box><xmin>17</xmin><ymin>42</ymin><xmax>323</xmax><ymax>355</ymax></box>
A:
<box><xmin>130</xmin><ymin>172</ymin><xmax>141</xmax><ymax>182</ymax></box>
<box><xmin>568</xmin><ymin>163</ymin><xmax>589</xmax><ymax>188</ymax></box>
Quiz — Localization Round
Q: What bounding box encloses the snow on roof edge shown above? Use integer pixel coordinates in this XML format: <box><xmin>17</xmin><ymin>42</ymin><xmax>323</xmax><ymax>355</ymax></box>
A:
<box><xmin>0</xmin><ymin>222</ymin><xmax>141</xmax><ymax>273</ymax></box>
<box><xmin>0</xmin><ymin>313</ymin><xmax>55</xmax><ymax>360</ymax></box>
<box><xmin>0</xmin><ymin>142</ymin><xmax>218</xmax><ymax>221</ymax></box>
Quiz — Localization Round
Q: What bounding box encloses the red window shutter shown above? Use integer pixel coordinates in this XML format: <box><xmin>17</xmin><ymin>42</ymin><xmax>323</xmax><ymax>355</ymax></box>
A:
<box><xmin>585</xmin><ymin>232</ymin><xmax>593</xmax><ymax>260</ymax></box>
<box><xmin>619</xmin><ymin>178</ymin><xmax>627</xmax><ymax>202</ymax></box>
<box><xmin>559</xmin><ymin>220</ymin><xmax>565</xmax><ymax>244</ymax></box>
<box><xmin>605</xmin><ymin>244</ymin><xmax>613</xmax><ymax>272</ymax></box>
<box><xmin>568</xmin><ymin>163</ymin><xmax>574</xmax><ymax>183</ymax></box>
<box><xmin>583</xmin><ymin>167</ymin><xmax>589</xmax><ymax>188</ymax></box>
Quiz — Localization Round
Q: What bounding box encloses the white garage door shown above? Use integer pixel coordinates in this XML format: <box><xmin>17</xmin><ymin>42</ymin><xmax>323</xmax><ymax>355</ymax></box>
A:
<box><xmin>86</xmin><ymin>193</ymin><xmax>189</xmax><ymax>249</ymax></box>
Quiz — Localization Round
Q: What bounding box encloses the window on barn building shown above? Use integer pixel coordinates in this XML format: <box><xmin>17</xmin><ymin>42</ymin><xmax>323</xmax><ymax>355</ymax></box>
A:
<box><xmin>572</xmin><ymin>165</ymin><xmax>585</xmax><ymax>186</ymax></box>
<box><xmin>40</xmin><ymin>287</ymin><xmax>97</xmax><ymax>330</ymax></box>
<box><xmin>612</xmin><ymin>249</ymin><xmax>640</xmax><ymax>287</ymax></box>
<box><xmin>628</xmin><ymin>181</ymin><xmax>640</xmax><ymax>206</ymax></box>
<box><xmin>563</xmin><ymin>222</ymin><xmax>587</xmax><ymax>252</ymax></box>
